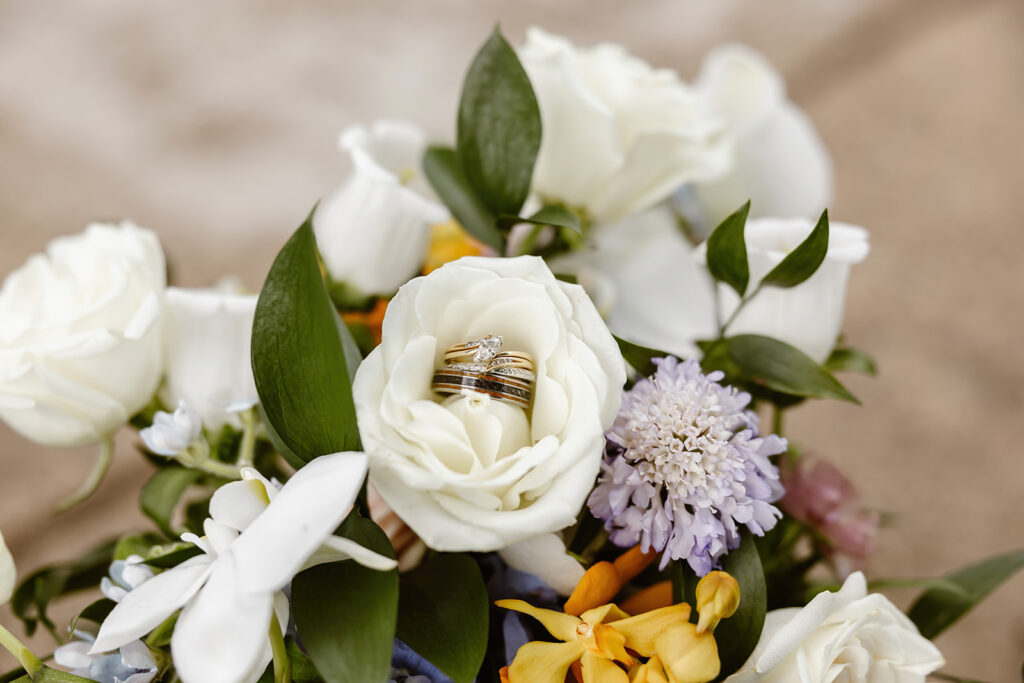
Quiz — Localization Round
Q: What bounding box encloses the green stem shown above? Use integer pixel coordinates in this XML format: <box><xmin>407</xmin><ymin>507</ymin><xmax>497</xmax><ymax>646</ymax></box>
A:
<box><xmin>772</xmin><ymin>405</ymin><xmax>785</xmax><ymax>437</ymax></box>
<box><xmin>174</xmin><ymin>441</ymin><xmax>241</xmax><ymax>480</ymax></box>
<box><xmin>237</xmin><ymin>409</ymin><xmax>257</xmax><ymax>469</ymax></box>
<box><xmin>268</xmin><ymin>615</ymin><xmax>291</xmax><ymax>683</ymax></box>
<box><xmin>0</xmin><ymin>623</ymin><xmax>44</xmax><ymax>678</ymax></box>
<box><xmin>719</xmin><ymin>283</ymin><xmax>764</xmax><ymax>337</ymax></box>
<box><xmin>56</xmin><ymin>437</ymin><xmax>115</xmax><ymax>513</ymax></box>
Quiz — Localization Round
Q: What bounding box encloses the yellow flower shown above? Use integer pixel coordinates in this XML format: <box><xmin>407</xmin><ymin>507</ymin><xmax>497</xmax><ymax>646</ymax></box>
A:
<box><xmin>498</xmin><ymin>599</ymin><xmax>709</xmax><ymax>683</ymax></box>
<box><xmin>694</xmin><ymin>571</ymin><xmax>740</xmax><ymax>634</ymax></box>
<box><xmin>564</xmin><ymin>544</ymin><xmax>660</xmax><ymax>616</ymax></box>
<box><xmin>423</xmin><ymin>220</ymin><xmax>490</xmax><ymax>273</ymax></box>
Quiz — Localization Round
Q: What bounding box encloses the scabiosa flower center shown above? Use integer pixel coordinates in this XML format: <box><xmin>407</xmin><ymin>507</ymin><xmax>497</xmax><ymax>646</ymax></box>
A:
<box><xmin>588</xmin><ymin>357</ymin><xmax>786</xmax><ymax>575</ymax></box>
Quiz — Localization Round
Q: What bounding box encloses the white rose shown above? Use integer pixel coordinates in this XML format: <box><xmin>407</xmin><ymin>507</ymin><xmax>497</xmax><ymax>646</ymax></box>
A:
<box><xmin>353</xmin><ymin>256</ymin><xmax>625</xmax><ymax>552</ymax></box>
<box><xmin>313</xmin><ymin>120</ymin><xmax>449</xmax><ymax>299</ymax></box>
<box><xmin>681</xmin><ymin>44</ymin><xmax>833</xmax><ymax>238</ymax></box>
<box><xmin>519</xmin><ymin>28</ymin><xmax>728</xmax><ymax>222</ymax></box>
<box><xmin>726</xmin><ymin>572</ymin><xmax>944</xmax><ymax>683</ymax></box>
<box><xmin>161</xmin><ymin>287</ymin><xmax>259</xmax><ymax>430</ymax></box>
<box><xmin>713</xmin><ymin>217</ymin><xmax>869</xmax><ymax>363</ymax></box>
<box><xmin>1</xmin><ymin>529</ymin><xmax>14</xmax><ymax>605</ymax></box>
<box><xmin>548</xmin><ymin>205</ymin><xmax>717</xmax><ymax>359</ymax></box>
<box><xmin>0</xmin><ymin>223</ymin><xmax>165</xmax><ymax>447</ymax></box>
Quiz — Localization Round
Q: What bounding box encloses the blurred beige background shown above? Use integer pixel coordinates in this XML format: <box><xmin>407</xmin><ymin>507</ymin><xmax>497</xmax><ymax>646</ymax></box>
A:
<box><xmin>1</xmin><ymin>0</ymin><xmax>1022</xmax><ymax>679</ymax></box>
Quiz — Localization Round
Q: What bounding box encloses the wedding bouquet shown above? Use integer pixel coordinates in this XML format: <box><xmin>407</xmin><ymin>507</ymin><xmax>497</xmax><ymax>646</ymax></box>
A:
<box><xmin>0</xmin><ymin>26</ymin><xmax>1020</xmax><ymax>683</ymax></box>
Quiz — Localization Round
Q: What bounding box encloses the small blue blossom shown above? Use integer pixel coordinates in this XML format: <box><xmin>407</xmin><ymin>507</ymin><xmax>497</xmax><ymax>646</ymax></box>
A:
<box><xmin>588</xmin><ymin>357</ymin><xmax>786</xmax><ymax>575</ymax></box>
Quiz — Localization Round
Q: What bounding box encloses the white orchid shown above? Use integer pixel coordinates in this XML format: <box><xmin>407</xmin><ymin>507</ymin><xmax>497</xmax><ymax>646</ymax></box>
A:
<box><xmin>91</xmin><ymin>452</ymin><xmax>397</xmax><ymax>683</ymax></box>
<box><xmin>140</xmin><ymin>401</ymin><xmax>203</xmax><ymax>457</ymax></box>
<box><xmin>55</xmin><ymin>632</ymin><xmax>157</xmax><ymax>683</ymax></box>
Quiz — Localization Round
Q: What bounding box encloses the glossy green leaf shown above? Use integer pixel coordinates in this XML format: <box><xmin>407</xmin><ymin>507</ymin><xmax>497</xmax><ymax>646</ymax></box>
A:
<box><xmin>140</xmin><ymin>467</ymin><xmax>202</xmax><ymax>537</ymax></box>
<box><xmin>726</xmin><ymin>334</ymin><xmax>859</xmax><ymax>404</ymax></box>
<box><xmin>397</xmin><ymin>554</ymin><xmax>489</xmax><ymax>683</ymax></box>
<box><xmin>68</xmin><ymin>598</ymin><xmax>116</xmax><ymax>636</ymax></box>
<box><xmin>706</xmin><ymin>201</ymin><xmax>751</xmax><ymax>297</ymax></box>
<box><xmin>292</xmin><ymin>517</ymin><xmax>398</xmax><ymax>683</ymax></box>
<box><xmin>423</xmin><ymin>146</ymin><xmax>502</xmax><ymax>251</ymax></box>
<box><xmin>908</xmin><ymin>549</ymin><xmax>1024</xmax><ymax>639</ymax></box>
<box><xmin>113</xmin><ymin>532</ymin><xmax>165</xmax><ymax>561</ymax></box>
<box><xmin>715</xmin><ymin>534</ymin><xmax>767</xmax><ymax>678</ymax></box>
<box><xmin>498</xmin><ymin>205</ymin><xmax>582</xmax><ymax>235</ymax></box>
<box><xmin>825</xmin><ymin>346</ymin><xmax>878</xmax><ymax>376</ymax></box>
<box><xmin>457</xmin><ymin>27</ymin><xmax>541</xmax><ymax>216</ymax></box>
<box><xmin>761</xmin><ymin>209</ymin><xmax>829</xmax><ymax>288</ymax></box>
<box><xmin>614</xmin><ymin>335</ymin><xmax>669</xmax><ymax>378</ymax></box>
<box><xmin>251</xmin><ymin>214</ymin><xmax>362</xmax><ymax>464</ymax></box>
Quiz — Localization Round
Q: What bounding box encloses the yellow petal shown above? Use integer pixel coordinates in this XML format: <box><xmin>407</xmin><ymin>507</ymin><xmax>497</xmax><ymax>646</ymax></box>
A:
<box><xmin>621</xmin><ymin>581</ymin><xmax>673</xmax><ymax>616</ymax></box>
<box><xmin>695</xmin><ymin>571</ymin><xmax>740</xmax><ymax>634</ymax></box>
<box><xmin>497</xmin><ymin>599</ymin><xmax>581</xmax><ymax>641</ymax></box>
<box><xmin>610</xmin><ymin>603</ymin><xmax>692</xmax><ymax>657</ymax></box>
<box><xmin>629</xmin><ymin>655</ymin><xmax>670</xmax><ymax>683</ymax></box>
<box><xmin>565</xmin><ymin>561</ymin><xmax>622</xmax><ymax>616</ymax></box>
<box><xmin>580</xmin><ymin>603</ymin><xmax>631</xmax><ymax>626</ymax></box>
<box><xmin>581</xmin><ymin>650</ymin><xmax>630</xmax><ymax>683</ymax></box>
<box><xmin>655</xmin><ymin>622</ymin><xmax>720</xmax><ymax>683</ymax></box>
<box><xmin>508</xmin><ymin>640</ymin><xmax>587</xmax><ymax>683</ymax></box>
<box><xmin>593</xmin><ymin>623</ymin><xmax>635</xmax><ymax>666</ymax></box>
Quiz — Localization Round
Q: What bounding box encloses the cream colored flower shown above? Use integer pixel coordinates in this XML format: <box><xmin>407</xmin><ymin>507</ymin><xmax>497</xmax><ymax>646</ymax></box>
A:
<box><xmin>353</xmin><ymin>256</ymin><xmax>625</xmax><ymax>552</ymax></box>
<box><xmin>0</xmin><ymin>223</ymin><xmax>165</xmax><ymax>447</ymax></box>
<box><xmin>519</xmin><ymin>28</ymin><xmax>728</xmax><ymax>222</ymax></box>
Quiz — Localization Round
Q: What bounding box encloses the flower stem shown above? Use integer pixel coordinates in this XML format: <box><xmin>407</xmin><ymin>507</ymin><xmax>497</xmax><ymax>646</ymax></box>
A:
<box><xmin>56</xmin><ymin>437</ymin><xmax>115</xmax><ymax>513</ymax></box>
<box><xmin>268</xmin><ymin>615</ymin><xmax>291</xmax><ymax>683</ymax></box>
<box><xmin>237</xmin><ymin>409</ymin><xmax>257</xmax><ymax>469</ymax></box>
<box><xmin>0</xmin><ymin>623</ymin><xmax>44</xmax><ymax>678</ymax></box>
<box><xmin>718</xmin><ymin>283</ymin><xmax>764</xmax><ymax>337</ymax></box>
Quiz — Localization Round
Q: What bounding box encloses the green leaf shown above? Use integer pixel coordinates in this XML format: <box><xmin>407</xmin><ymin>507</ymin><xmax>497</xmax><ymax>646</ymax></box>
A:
<box><xmin>397</xmin><ymin>554</ymin><xmax>489</xmax><ymax>683</ymax></box>
<box><xmin>423</xmin><ymin>146</ymin><xmax>503</xmax><ymax>251</ymax></box>
<box><xmin>10</xmin><ymin>541</ymin><xmax>114</xmax><ymax>637</ymax></box>
<box><xmin>867</xmin><ymin>576</ymin><xmax>969</xmax><ymax>596</ymax></box>
<box><xmin>715</xmin><ymin>534</ymin><xmax>767</xmax><ymax>678</ymax></box>
<box><xmin>68</xmin><ymin>598</ymin><xmax>116</xmax><ymax>635</ymax></box>
<box><xmin>140</xmin><ymin>467</ymin><xmax>202</xmax><ymax>536</ymax></box>
<box><xmin>825</xmin><ymin>347</ymin><xmax>878</xmax><ymax>376</ymax></box>
<box><xmin>141</xmin><ymin>543</ymin><xmax>203</xmax><ymax>569</ymax></box>
<box><xmin>292</xmin><ymin>517</ymin><xmax>398</xmax><ymax>683</ymax></box>
<box><xmin>498</xmin><ymin>205</ymin><xmax>582</xmax><ymax>234</ymax></box>
<box><xmin>287</xmin><ymin>638</ymin><xmax>323</xmax><ymax>683</ymax></box>
<box><xmin>7</xmin><ymin>667</ymin><xmax>98</xmax><ymax>682</ymax></box>
<box><xmin>113</xmin><ymin>532</ymin><xmax>165</xmax><ymax>560</ymax></box>
<box><xmin>614</xmin><ymin>335</ymin><xmax>669</xmax><ymax>377</ymax></box>
<box><xmin>706</xmin><ymin>201</ymin><xmax>751</xmax><ymax>297</ymax></box>
<box><xmin>457</xmin><ymin>27</ymin><xmax>541</xmax><ymax>216</ymax></box>
<box><xmin>761</xmin><ymin>209</ymin><xmax>830</xmax><ymax>288</ymax></box>
<box><xmin>725</xmin><ymin>334</ymin><xmax>859</xmax><ymax>404</ymax></box>
<box><xmin>908</xmin><ymin>549</ymin><xmax>1024</xmax><ymax>639</ymax></box>
<box><xmin>252</xmin><ymin>213</ymin><xmax>362</xmax><ymax>464</ymax></box>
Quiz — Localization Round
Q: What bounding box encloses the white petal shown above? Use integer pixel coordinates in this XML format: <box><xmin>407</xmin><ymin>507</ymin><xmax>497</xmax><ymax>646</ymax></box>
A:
<box><xmin>499</xmin><ymin>533</ymin><xmax>584</xmax><ymax>596</ymax></box>
<box><xmin>209</xmin><ymin>479</ymin><xmax>271</xmax><ymax>533</ymax></box>
<box><xmin>230</xmin><ymin>452</ymin><xmax>368</xmax><ymax>593</ymax></box>
<box><xmin>171</xmin><ymin>555</ymin><xmax>274</xmax><ymax>683</ymax></box>
<box><xmin>302</xmin><ymin>534</ymin><xmax>398</xmax><ymax>572</ymax></box>
<box><xmin>161</xmin><ymin>288</ymin><xmax>259</xmax><ymax>431</ymax></box>
<box><xmin>54</xmin><ymin>640</ymin><xmax>95</xmax><ymax>669</ymax></box>
<box><xmin>91</xmin><ymin>556</ymin><xmax>213</xmax><ymax>654</ymax></box>
<box><xmin>0</xmin><ymin>530</ymin><xmax>14</xmax><ymax>605</ymax></box>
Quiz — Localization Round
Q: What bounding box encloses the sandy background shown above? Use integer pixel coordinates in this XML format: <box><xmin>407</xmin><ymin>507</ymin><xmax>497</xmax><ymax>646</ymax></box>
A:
<box><xmin>1</xmin><ymin>0</ymin><xmax>1022</xmax><ymax>679</ymax></box>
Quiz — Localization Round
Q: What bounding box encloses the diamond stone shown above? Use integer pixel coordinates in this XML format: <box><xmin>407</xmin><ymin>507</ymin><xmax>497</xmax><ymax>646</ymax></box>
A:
<box><xmin>471</xmin><ymin>335</ymin><xmax>503</xmax><ymax>363</ymax></box>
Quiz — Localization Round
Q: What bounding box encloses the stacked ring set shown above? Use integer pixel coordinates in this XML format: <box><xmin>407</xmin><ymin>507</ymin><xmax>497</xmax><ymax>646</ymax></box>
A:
<box><xmin>432</xmin><ymin>335</ymin><xmax>535</xmax><ymax>409</ymax></box>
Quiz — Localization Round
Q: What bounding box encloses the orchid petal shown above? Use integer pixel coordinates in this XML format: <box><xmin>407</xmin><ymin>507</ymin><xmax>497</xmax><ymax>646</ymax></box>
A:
<box><xmin>579</xmin><ymin>603</ymin><xmax>630</xmax><ymax>626</ymax></box>
<box><xmin>230</xmin><ymin>452</ymin><xmax>368</xmax><ymax>593</ymax></box>
<box><xmin>0</xmin><ymin>530</ymin><xmax>14</xmax><ymax>605</ymax></box>
<box><xmin>301</xmin><ymin>534</ymin><xmax>398</xmax><ymax>572</ymax></box>
<box><xmin>171</xmin><ymin>554</ymin><xmax>274</xmax><ymax>683</ymax></box>
<box><xmin>495</xmin><ymin>599</ymin><xmax>581</xmax><ymax>642</ymax></box>
<box><xmin>91</xmin><ymin>556</ymin><xmax>213</xmax><ymax>653</ymax></box>
<box><xmin>654</xmin><ymin>622</ymin><xmax>720</xmax><ymax>683</ymax></box>
<box><xmin>507</xmin><ymin>640</ymin><xmax>586</xmax><ymax>683</ymax></box>
<box><xmin>580</xmin><ymin>650</ymin><xmax>629</xmax><ymax>683</ymax></box>
<box><xmin>208</xmin><ymin>478</ymin><xmax>271</xmax><ymax>532</ymax></box>
<box><xmin>607</xmin><ymin>603</ymin><xmax>692</xmax><ymax>657</ymax></box>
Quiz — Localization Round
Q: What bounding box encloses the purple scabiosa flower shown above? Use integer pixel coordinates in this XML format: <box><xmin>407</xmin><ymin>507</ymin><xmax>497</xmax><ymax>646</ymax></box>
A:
<box><xmin>588</xmin><ymin>356</ymin><xmax>786</xmax><ymax>575</ymax></box>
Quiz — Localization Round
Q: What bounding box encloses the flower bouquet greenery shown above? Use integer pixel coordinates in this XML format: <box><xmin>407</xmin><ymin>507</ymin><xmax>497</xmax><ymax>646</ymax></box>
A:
<box><xmin>0</xmin><ymin>25</ymin><xmax>1020</xmax><ymax>683</ymax></box>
